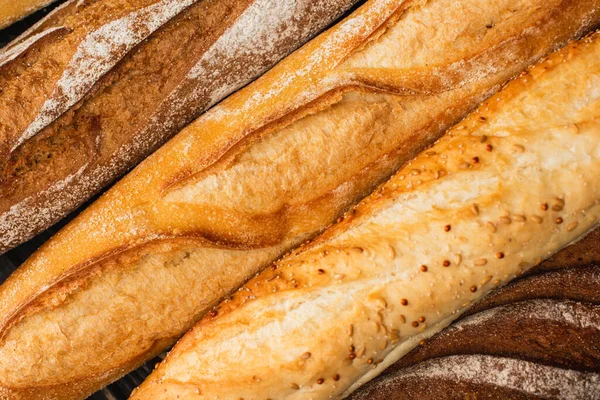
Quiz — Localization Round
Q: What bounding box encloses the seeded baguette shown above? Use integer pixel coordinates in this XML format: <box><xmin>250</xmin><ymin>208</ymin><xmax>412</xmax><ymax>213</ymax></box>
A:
<box><xmin>131</xmin><ymin>32</ymin><xmax>600</xmax><ymax>399</ymax></box>
<box><xmin>2</xmin><ymin>0</ymin><xmax>600</xmax><ymax>399</ymax></box>
<box><xmin>0</xmin><ymin>0</ymin><xmax>359</xmax><ymax>254</ymax></box>
<box><xmin>0</xmin><ymin>0</ymin><xmax>58</xmax><ymax>30</ymax></box>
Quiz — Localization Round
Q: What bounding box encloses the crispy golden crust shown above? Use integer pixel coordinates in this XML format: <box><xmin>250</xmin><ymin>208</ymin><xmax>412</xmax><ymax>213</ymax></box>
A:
<box><xmin>0</xmin><ymin>0</ymin><xmax>57</xmax><ymax>29</ymax></box>
<box><xmin>2</xmin><ymin>0</ymin><xmax>600</xmax><ymax>398</ymax></box>
<box><xmin>132</xmin><ymin>32</ymin><xmax>600</xmax><ymax>399</ymax></box>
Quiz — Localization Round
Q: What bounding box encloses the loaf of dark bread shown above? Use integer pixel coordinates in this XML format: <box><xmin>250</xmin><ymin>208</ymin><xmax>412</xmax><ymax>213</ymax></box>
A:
<box><xmin>0</xmin><ymin>0</ymin><xmax>358</xmax><ymax>254</ymax></box>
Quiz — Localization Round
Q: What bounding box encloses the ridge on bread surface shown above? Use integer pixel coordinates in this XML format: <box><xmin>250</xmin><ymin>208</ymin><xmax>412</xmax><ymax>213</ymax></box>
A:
<box><xmin>1</xmin><ymin>0</ymin><xmax>600</xmax><ymax>399</ymax></box>
<box><xmin>131</xmin><ymin>31</ymin><xmax>600</xmax><ymax>398</ymax></box>
<box><xmin>0</xmin><ymin>0</ymin><xmax>360</xmax><ymax>254</ymax></box>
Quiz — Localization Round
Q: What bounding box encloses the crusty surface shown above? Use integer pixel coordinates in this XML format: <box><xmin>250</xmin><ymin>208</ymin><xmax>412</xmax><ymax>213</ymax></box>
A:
<box><xmin>2</xmin><ymin>0</ymin><xmax>600</xmax><ymax>398</ymax></box>
<box><xmin>349</xmin><ymin>235</ymin><xmax>600</xmax><ymax>400</ymax></box>
<box><xmin>131</xmin><ymin>32</ymin><xmax>600</xmax><ymax>399</ymax></box>
<box><xmin>0</xmin><ymin>0</ymin><xmax>359</xmax><ymax>254</ymax></box>
<box><xmin>0</xmin><ymin>0</ymin><xmax>57</xmax><ymax>30</ymax></box>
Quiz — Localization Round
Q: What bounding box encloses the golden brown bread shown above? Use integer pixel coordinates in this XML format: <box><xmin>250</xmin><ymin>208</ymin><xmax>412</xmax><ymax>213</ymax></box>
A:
<box><xmin>131</xmin><ymin>31</ymin><xmax>600</xmax><ymax>399</ymax></box>
<box><xmin>0</xmin><ymin>0</ymin><xmax>359</xmax><ymax>254</ymax></box>
<box><xmin>2</xmin><ymin>0</ymin><xmax>600</xmax><ymax>398</ymax></box>
<box><xmin>0</xmin><ymin>0</ymin><xmax>57</xmax><ymax>30</ymax></box>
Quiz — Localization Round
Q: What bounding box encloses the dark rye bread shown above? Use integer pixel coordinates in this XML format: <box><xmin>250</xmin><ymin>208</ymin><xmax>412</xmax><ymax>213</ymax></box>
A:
<box><xmin>348</xmin><ymin>229</ymin><xmax>600</xmax><ymax>400</ymax></box>
<box><xmin>0</xmin><ymin>0</ymin><xmax>359</xmax><ymax>254</ymax></box>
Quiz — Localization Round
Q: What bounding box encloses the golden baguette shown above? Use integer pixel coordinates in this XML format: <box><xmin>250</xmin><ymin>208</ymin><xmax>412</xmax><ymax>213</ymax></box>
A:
<box><xmin>0</xmin><ymin>0</ymin><xmax>57</xmax><ymax>29</ymax></box>
<box><xmin>132</xmin><ymin>31</ymin><xmax>600</xmax><ymax>399</ymax></box>
<box><xmin>1</xmin><ymin>0</ymin><xmax>600</xmax><ymax>398</ymax></box>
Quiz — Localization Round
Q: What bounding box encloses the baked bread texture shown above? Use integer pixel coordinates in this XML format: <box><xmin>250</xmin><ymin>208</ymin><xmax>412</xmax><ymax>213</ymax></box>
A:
<box><xmin>1</xmin><ymin>0</ymin><xmax>600</xmax><ymax>398</ymax></box>
<box><xmin>130</xmin><ymin>31</ymin><xmax>600</xmax><ymax>399</ymax></box>
<box><xmin>0</xmin><ymin>0</ymin><xmax>58</xmax><ymax>30</ymax></box>
<box><xmin>349</xmin><ymin>229</ymin><xmax>600</xmax><ymax>399</ymax></box>
<box><xmin>0</xmin><ymin>0</ymin><xmax>359</xmax><ymax>254</ymax></box>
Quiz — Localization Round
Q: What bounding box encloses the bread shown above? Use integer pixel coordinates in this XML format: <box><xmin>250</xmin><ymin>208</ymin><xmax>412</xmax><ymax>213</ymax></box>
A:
<box><xmin>2</xmin><ymin>0</ymin><xmax>599</xmax><ymax>398</ymax></box>
<box><xmin>0</xmin><ymin>0</ymin><xmax>359</xmax><ymax>255</ymax></box>
<box><xmin>130</xmin><ymin>31</ymin><xmax>600</xmax><ymax>399</ymax></box>
<box><xmin>0</xmin><ymin>0</ymin><xmax>57</xmax><ymax>30</ymax></box>
<box><xmin>349</xmin><ymin>232</ymin><xmax>600</xmax><ymax>399</ymax></box>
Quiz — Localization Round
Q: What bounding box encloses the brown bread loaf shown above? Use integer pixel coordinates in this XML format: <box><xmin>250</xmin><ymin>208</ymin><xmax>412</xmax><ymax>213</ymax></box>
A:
<box><xmin>0</xmin><ymin>0</ymin><xmax>359</xmax><ymax>254</ymax></box>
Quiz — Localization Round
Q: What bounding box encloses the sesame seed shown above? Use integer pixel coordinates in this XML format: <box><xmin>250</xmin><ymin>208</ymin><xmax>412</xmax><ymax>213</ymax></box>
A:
<box><xmin>513</xmin><ymin>215</ymin><xmax>526</xmax><ymax>222</ymax></box>
<box><xmin>400</xmin><ymin>315</ymin><xmax>407</xmax><ymax>323</ymax></box>
<box><xmin>486</xmin><ymin>144</ymin><xmax>493</xmax><ymax>152</ymax></box>
<box><xmin>290</xmin><ymin>383</ymin><xmax>300</xmax><ymax>390</ymax></box>
<box><xmin>401</xmin><ymin>299</ymin><xmax>409</xmax><ymax>306</ymax></box>
<box><xmin>426</xmin><ymin>151</ymin><xmax>437</xmax><ymax>156</ymax></box>
<box><xmin>300</xmin><ymin>352</ymin><xmax>312</xmax><ymax>360</ymax></box>
<box><xmin>444</xmin><ymin>224</ymin><xmax>451</xmax><ymax>232</ymax></box>
<box><xmin>443</xmin><ymin>260</ymin><xmax>451</xmax><ymax>267</ymax></box>
<box><xmin>356</xmin><ymin>346</ymin><xmax>366</xmax><ymax>358</ymax></box>
<box><xmin>518</xmin><ymin>262</ymin><xmax>530</xmax><ymax>268</ymax></box>
<box><xmin>420</xmin><ymin>265</ymin><xmax>428</xmax><ymax>272</ymax></box>
<box><xmin>567</xmin><ymin>222</ymin><xmax>578</xmax><ymax>232</ymax></box>
<box><xmin>552</xmin><ymin>204</ymin><xmax>564</xmax><ymax>212</ymax></box>
<box><xmin>472</xmin><ymin>156</ymin><xmax>480</xmax><ymax>164</ymax></box>
<box><xmin>347</xmin><ymin>324</ymin><xmax>354</xmax><ymax>336</ymax></box>
<box><xmin>367</xmin><ymin>358</ymin><xmax>373</xmax><ymax>364</ymax></box>
<box><xmin>496</xmin><ymin>252</ymin><xmax>505</xmax><ymax>259</ymax></box>
<box><xmin>454</xmin><ymin>254</ymin><xmax>462</xmax><ymax>266</ymax></box>
<box><xmin>531</xmin><ymin>215</ymin><xmax>543</xmax><ymax>223</ymax></box>
<box><xmin>209</xmin><ymin>310</ymin><xmax>218</xmax><ymax>317</ymax></box>
<box><xmin>487</xmin><ymin>221</ymin><xmax>497</xmax><ymax>233</ymax></box>
<box><xmin>555</xmin><ymin>217</ymin><xmax>563</xmax><ymax>224</ymax></box>
<box><xmin>474</xmin><ymin>258</ymin><xmax>488</xmax><ymax>266</ymax></box>
<box><xmin>541</xmin><ymin>203</ymin><xmax>549</xmax><ymax>211</ymax></box>
<box><xmin>334</xmin><ymin>274</ymin><xmax>345</xmax><ymax>280</ymax></box>
<box><xmin>317</xmin><ymin>378</ymin><xmax>324</xmax><ymax>385</ymax></box>
<box><xmin>349</xmin><ymin>353</ymin><xmax>356</xmax><ymax>360</ymax></box>
<box><xmin>412</xmin><ymin>321</ymin><xmax>419</xmax><ymax>328</ymax></box>
<box><xmin>513</xmin><ymin>144</ymin><xmax>525</xmax><ymax>152</ymax></box>
<box><xmin>481</xmin><ymin>275</ymin><xmax>493</xmax><ymax>286</ymax></box>
<box><xmin>470</xmin><ymin>286</ymin><xmax>478</xmax><ymax>293</ymax></box>
<box><xmin>317</xmin><ymin>269</ymin><xmax>325</xmax><ymax>275</ymax></box>
<box><xmin>418</xmin><ymin>316</ymin><xmax>426</xmax><ymax>323</ymax></box>
<box><xmin>480</xmin><ymin>135</ymin><xmax>488</xmax><ymax>143</ymax></box>
<box><xmin>499</xmin><ymin>216</ymin><xmax>511</xmax><ymax>224</ymax></box>
<box><xmin>333</xmin><ymin>374</ymin><xmax>340</xmax><ymax>382</ymax></box>
<box><xmin>459</xmin><ymin>162</ymin><xmax>470</xmax><ymax>169</ymax></box>
<box><xmin>471</xmin><ymin>204</ymin><xmax>479</xmax><ymax>215</ymax></box>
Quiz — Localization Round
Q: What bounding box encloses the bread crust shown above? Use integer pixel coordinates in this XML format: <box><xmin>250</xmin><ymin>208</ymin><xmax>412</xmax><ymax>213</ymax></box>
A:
<box><xmin>2</xmin><ymin>0</ymin><xmax>600</xmax><ymax>398</ymax></box>
<box><xmin>0</xmin><ymin>0</ymin><xmax>57</xmax><ymax>30</ymax></box>
<box><xmin>131</xmin><ymin>32</ymin><xmax>600</xmax><ymax>399</ymax></box>
<box><xmin>349</xmin><ymin>231</ymin><xmax>600</xmax><ymax>399</ymax></box>
<box><xmin>0</xmin><ymin>0</ymin><xmax>358</xmax><ymax>254</ymax></box>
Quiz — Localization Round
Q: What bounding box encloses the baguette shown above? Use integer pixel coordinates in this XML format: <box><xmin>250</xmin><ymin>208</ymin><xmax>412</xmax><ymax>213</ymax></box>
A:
<box><xmin>0</xmin><ymin>0</ymin><xmax>359</xmax><ymax>254</ymax></box>
<box><xmin>0</xmin><ymin>0</ymin><xmax>57</xmax><ymax>30</ymax></box>
<box><xmin>2</xmin><ymin>0</ymin><xmax>600</xmax><ymax>398</ymax></box>
<box><xmin>131</xmin><ymin>31</ymin><xmax>600</xmax><ymax>399</ymax></box>
<box><xmin>349</xmin><ymin>236</ymin><xmax>600</xmax><ymax>399</ymax></box>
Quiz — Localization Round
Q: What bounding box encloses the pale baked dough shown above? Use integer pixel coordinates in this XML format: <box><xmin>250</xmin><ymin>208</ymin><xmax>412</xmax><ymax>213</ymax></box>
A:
<box><xmin>132</xmin><ymin>31</ymin><xmax>600</xmax><ymax>399</ymax></box>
